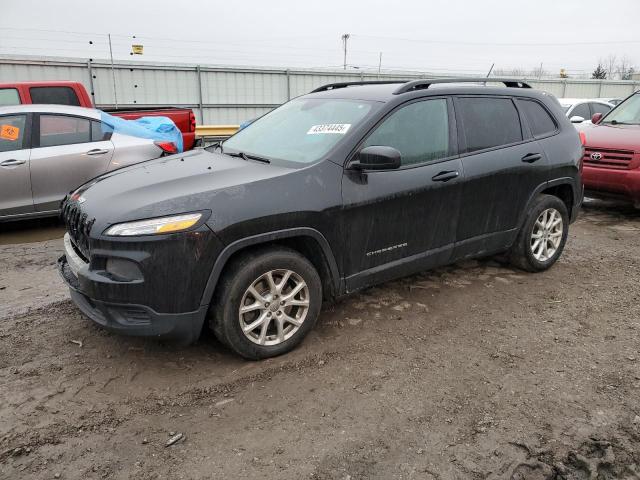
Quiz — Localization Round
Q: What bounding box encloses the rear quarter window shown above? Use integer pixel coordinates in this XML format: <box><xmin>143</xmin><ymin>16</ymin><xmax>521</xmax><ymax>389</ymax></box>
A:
<box><xmin>457</xmin><ymin>97</ymin><xmax>522</xmax><ymax>153</ymax></box>
<box><xmin>517</xmin><ymin>99</ymin><xmax>557</xmax><ymax>137</ymax></box>
<box><xmin>91</xmin><ymin>121</ymin><xmax>113</xmax><ymax>141</ymax></box>
<box><xmin>591</xmin><ymin>103</ymin><xmax>611</xmax><ymax>115</ymax></box>
<box><xmin>29</xmin><ymin>86</ymin><xmax>81</xmax><ymax>106</ymax></box>
<box><xmin>0</xmin><ymin>88</ymin><xmax>21</xmax><ymax>106</ymax></box>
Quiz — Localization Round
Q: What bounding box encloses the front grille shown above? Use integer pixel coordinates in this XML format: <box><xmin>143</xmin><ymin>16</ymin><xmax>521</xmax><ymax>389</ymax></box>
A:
<box><xmin>61</xmin><ymin>197</ymin><xmax>95</xmax><ymax>259</ymax></box>
<box><xmin>583</xmin><ymin>147</ymin><xmax>634</xmax><ymax>170</ymax></box>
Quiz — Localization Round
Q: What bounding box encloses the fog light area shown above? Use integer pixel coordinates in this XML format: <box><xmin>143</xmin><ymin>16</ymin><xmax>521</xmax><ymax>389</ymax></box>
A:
<box><xmin>105</xmin><ymin>258</ymin><xmax>143</xmax><ymax>282</ymax></box>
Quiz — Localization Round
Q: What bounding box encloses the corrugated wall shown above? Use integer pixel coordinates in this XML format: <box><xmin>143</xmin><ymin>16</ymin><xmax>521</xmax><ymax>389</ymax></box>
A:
<box><xmin>1</xmin><ymin>56</ymin><xmax>639</xmax><ymax>124</ymax></box>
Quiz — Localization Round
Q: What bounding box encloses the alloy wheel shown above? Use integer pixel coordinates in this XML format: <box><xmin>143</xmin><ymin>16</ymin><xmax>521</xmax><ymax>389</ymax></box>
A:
<box><xmin>238</xmin><ymin>269</ymin><xmax>310</xmax><ymax>346</ymax></box>
<box><xmin>530</xmin><ymin>208</ymin><xmax>563</xmax><ymax>262</ymax></box>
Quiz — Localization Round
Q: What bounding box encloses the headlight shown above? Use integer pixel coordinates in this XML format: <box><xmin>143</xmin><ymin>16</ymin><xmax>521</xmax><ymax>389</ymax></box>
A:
<box><xmin>104</xmin><ymin>213</ymin><xmax>202</xmax><ymax>236</ymax></box>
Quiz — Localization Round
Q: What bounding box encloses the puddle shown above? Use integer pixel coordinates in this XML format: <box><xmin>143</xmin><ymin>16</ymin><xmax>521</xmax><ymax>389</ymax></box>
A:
<box><xmin>0</xmin><ymin>218</ymin><xmax>65</xmax><ymax>245</ymax></box>
<box><xmin>581</xmin><ymin>198</ymin><xmax>640</xmax><ymax>226</ymax></box>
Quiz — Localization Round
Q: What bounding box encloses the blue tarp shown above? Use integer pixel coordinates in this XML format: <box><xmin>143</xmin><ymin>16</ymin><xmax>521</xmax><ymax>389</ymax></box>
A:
<box><xmin>100</xmin><ymin>112</ymin><xmax>184</xmax><ymax>152</ymax></box>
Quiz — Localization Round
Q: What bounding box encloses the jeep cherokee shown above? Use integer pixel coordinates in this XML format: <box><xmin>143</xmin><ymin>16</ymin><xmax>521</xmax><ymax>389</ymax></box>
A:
<box><xmin>58</xmin><ymin>78</ymin><xmax>583</xmax><ymax>359</ymax></box>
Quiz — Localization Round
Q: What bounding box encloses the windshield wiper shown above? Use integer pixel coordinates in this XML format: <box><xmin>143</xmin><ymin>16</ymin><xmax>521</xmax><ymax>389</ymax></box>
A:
<box><xmin>205</xmin><ymin>141</ymin><xmax>224</xmax><ymax>153</ymax></box>
<box><xmin>604</xmin><ymin>120</ymin><xmax>637</xmax><ymax>125</ymax></box>
<box><xmin>227</xmin><ymin>151</ymin><xmax>271</xmax><ymax>164</ymax></box>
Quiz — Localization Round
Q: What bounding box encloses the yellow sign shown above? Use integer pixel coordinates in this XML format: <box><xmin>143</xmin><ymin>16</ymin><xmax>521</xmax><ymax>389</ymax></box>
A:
<box><xmin>131</xmin><ymin>44</ymin><xmax>144</xmax><ymax>55</ymax></box>
<box><xmin>0</xmin><ymin>124</ymin><xmax>19</xmax><ymax>141</ymax></box>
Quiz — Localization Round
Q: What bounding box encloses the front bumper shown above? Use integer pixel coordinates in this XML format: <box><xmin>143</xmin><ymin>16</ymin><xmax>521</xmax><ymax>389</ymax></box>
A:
<box><xmin>583</xmin><ymin>165</ymin><xmax>640</xmax><ymax>206</ymax></box>
<box><xmin>58</xmin><ymin>254</ymin><xmax>208</xmax><ymax>344</ymax></box>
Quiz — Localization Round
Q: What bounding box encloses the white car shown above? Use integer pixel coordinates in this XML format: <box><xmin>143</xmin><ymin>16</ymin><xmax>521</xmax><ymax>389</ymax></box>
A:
<box><xmin>559</xmin><ymin>98</ymin><xmax>614</xmax><ymax>124</ymax></box>
<box><xmin>0</xmin><ymin>104</ymin><xmax>173</xmax><ymax>221</ymax></box>
<box><xmin>598</xmin><ymin>97</ymin><xmax>623</xmax><ymax>106</ymax></box>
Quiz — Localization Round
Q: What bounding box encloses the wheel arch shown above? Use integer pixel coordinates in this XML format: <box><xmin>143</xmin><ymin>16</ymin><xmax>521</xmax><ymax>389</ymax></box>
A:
<box><xmin>200</xmin><ymin>228</ymin><xmax>342</xmax><ymax>307</ymax></box>
<box><xmin>540</xmin><ymin>181</ymin><xmax>575</xmax><ymax>217</ymax></box>
<box><xmin>518</xmin><ymin>178</ymin><xmax>578</xmax><ymax>230</ymax></box>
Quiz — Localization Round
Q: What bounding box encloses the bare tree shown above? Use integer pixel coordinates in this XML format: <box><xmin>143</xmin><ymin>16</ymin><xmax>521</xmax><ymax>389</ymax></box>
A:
<box><xmin>530</xmin><ymin>65</ymin><xmax>547</xmax><ymax>79</ymax></box>
<box><xmin>493</xmin><ymin>67</ymin><xmax>526</xmax><ymax>77</ymax></box>
<box><xmin>616</xmin><ymin>56</ymin><xmax>635</xmax><ymax>80</ymax></box>
<box><xmin>601</xmin><ymin>54</ymin><xmax>617</xmax><ymax>79</ymax></box>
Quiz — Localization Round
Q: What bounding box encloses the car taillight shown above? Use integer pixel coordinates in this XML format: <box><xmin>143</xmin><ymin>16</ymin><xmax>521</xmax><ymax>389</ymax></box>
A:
<box><xmin>189</xmin><ymin>111</ymin><xmax>196</xmax><ymax>132</ymax></box>
<box><xmin>578</xmin><ymin>132</ymin><xmax>586</xmax><ymax>173</ymax></box>
<box><xmin>579</xmin><ymin>132</ymin><xmax>586</xmax><ymax>146</ymax></box>
<box><xmin>154</xmin><ymin>141</ymin><xmax>177</xmax><ymax>154</ymax></box>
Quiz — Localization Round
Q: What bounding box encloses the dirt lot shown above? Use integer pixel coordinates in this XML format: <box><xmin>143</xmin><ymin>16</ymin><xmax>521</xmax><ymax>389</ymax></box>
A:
<box><xmin>1</xmin><ymin>201</ymin><xmax>639</xmax><ymax>480</ymax></box>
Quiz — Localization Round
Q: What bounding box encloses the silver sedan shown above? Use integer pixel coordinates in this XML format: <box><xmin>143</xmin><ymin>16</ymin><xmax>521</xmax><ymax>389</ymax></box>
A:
<box><xmin>0</xmin><ymin>104</ymin><xmax>168</xmax><ymax>221</ymax></box>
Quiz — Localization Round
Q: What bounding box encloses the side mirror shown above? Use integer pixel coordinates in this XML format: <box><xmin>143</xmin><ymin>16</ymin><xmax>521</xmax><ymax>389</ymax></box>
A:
<box><xmin>350</xmin><ymin>146</ymin><xmax>401</xmax><ymax>171</ymax></box>
<box><xmin>591</xmin><ymin>113</ymin><xmax>603</xmax><ymax>124</ymax></box>
<box><xmin>570</xmin><ymin>115</ymin><xmax>585</xmax><ymax>123</ymax></box>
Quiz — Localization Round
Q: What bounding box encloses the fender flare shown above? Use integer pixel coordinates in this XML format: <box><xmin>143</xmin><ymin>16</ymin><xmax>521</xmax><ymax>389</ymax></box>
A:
<box><xmin>517</xmin><ymin>177</ymin><xmax>578</xmax><ymax>230</ymax></box>
<box><xmin>199</xmin><ymin>227</ymin><xmax>341</xmax><ymax>307</ymax></box>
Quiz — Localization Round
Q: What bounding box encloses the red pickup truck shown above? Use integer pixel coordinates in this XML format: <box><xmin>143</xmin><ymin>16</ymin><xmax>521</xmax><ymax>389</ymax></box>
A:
<box><xmin>0</xmin><ymin>81</ymin><xmax>196</xmax><ymax>150</ymax></box>
<box><xmin>578</xmin><ymin>91</ymin><xmax>640</xmax><ymax>209</ymax></box>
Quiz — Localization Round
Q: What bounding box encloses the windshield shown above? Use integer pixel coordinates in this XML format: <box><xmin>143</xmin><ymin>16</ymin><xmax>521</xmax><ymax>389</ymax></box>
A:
<box><xmin>561</xmin><ymin>105</ymin><xmax>571</xmax><ymax>113</ymax></box>
<box><xmin>602</xmin><ymin>93</ymin><xmax>640</xmax><ymax>124</ymax></box>
<box><xmin>222</xmin><ymin>98</ymin><xmax>378</xmax><ymax>164</ymax></box>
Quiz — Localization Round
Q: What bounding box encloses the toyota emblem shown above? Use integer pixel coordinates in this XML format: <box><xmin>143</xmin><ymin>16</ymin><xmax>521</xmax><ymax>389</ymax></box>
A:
<box><xmin>590</xmin><ymin>152</ymin><xmax>602</xmax><ymax>161</ymax></box>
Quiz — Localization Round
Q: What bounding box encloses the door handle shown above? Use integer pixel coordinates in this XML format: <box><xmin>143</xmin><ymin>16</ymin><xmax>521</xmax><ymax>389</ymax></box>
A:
<box><xmin>0</xmin><ymin>158</ymin><xmax>26</xmax><ymax>167</ymax></box>
<box><xmin>86</xmin><ymin>148</ymin><xmax>109</xmax><ymax>156</ymax></box>
<box><xmin>431</xmin><ymin>170</ymin><xmax>459</xmax><ymax>182</ymax></box>
<box><xmin>521</xmin><ymin>153</ymin><xmax>542</xmax><ymax>163</ymax></box>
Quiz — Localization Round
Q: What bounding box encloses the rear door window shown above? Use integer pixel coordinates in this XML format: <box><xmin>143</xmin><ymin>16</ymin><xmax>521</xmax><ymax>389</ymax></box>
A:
<box><xmin>0</xmin><ymin>88</ymin><xmax>21</xmax><ymax>106</ymax></box>
<box><xmin>570</xmin><ymin>103</ymin><xmax>590</xmax><ymax>120</ymax></box>
<box><xmin>29</xmin><ymin>87</ymin><xmax>81</xmax><ymax>106</ymax></box>
<box><xmin>38</xmin><ymin>115</ymin><xmax>91</xmax><ymax>147</ymax></box>
<box><xmin>0</xmin><ymin>115</ymin><xmax>27</xmax><ymax>152</ymax></box>
<box><xmin>362</xmin><ymin>98</ymin><xmax>450</xmax><ymax>166</ymax></box>
<box><xmin>517</xmin><ymin>99</ymin><xmax>557</xmax><ymax>137</ymax></box>
<box><xmin>457</xmin><ymin>97</ymin><xmax>522</xmax><ymax>153</ymax></box>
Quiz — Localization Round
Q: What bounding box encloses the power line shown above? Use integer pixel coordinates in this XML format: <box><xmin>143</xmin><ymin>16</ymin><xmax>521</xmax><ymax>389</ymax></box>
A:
<box><xmin>351</xmin><ymin>33</ymin><xmax>640</xmax><ymax>47</ymax></box>
<box><xmin>0</xmin><ymin>27</ymin><xmax>634</xmax><ymax>76</ymax></box>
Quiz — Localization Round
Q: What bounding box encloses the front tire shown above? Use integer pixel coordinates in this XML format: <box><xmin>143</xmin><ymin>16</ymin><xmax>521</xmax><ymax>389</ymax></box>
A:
<box><xmin>210</xmin><ymin>247</ymin><xmax>322</xmax><ymax>360</ymax></box>
<box><xmin>509</xmin><ymin>194</ymin><xmax>569</xmax><ymax>272</ymax></box>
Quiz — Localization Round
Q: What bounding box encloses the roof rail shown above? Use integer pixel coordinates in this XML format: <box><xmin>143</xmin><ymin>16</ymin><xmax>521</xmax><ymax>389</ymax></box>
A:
<box><xmin>310</xmin><ymin>80</ymin><xmax>407</xmax><ymax>93</ymax></box>
<box><xmin>393</xmin><ymin>78</ymin><xmax>532</xmax><ymax>94</ymax></box>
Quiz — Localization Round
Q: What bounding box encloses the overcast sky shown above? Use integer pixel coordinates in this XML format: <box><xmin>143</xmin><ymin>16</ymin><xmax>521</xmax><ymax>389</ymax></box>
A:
<box><xmin>1</xmin><ymin>0</ymin><xmax>638</xmax><ymax>77</ymax></box>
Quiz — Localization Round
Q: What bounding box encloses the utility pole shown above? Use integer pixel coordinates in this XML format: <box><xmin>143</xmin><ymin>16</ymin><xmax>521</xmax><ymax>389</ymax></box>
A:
<box><xmin>108</xmin><ymin>33</ymin><xmax>118</xmax><ymax>109</ymax></box>
<box><xmin>378</xmin><ymin>52</ymin><xmax>383</xmax><ymax>76</ymax></box>
<box><xmin>538</xmin><ymin>62</ymin><xmax>543</xmax><ymax>79</ymax></box>
<box><xmin>341</xmin><ymin>34</ymin><xmax>350</xmax><ymax>70</ymax></box>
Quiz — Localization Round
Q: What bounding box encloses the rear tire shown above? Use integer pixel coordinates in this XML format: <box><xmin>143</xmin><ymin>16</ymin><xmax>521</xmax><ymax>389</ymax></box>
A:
<box><xmin>509</xmin><ymin>194</ymin><xmax>569</xmax><ymax>272</ymax></box>
<box><xmin>209</xmin><ymin>247</ymin><xmax>322</xmax><ymax>360</ymax></box>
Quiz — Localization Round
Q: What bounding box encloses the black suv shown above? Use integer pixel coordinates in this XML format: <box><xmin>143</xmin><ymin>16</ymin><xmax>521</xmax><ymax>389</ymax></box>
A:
<box><xmin>59</xmin><ymin>78</ymin><xmax>583</xmax><ymax>359</ymax></box>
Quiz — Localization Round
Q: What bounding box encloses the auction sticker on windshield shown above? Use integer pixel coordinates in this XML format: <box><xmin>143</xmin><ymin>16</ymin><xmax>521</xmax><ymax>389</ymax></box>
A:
<box><xmin>307</xmin><ymin>124</ymin><xmax>351</xmax><ymax>135</ymax></box>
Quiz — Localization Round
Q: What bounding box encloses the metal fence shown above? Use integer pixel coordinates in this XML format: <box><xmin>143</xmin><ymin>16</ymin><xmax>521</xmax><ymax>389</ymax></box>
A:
<box><xmin>2</xmin><ymin>55</ymin><xmax>639</xmax><ymax>125</ymax></box>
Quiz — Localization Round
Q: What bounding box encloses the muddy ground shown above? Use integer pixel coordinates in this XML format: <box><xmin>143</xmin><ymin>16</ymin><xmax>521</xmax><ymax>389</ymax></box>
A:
<box><xmin>1</xmin><ymin>201</ymin><xmax>639</xmax><ymax>480</ymax></box>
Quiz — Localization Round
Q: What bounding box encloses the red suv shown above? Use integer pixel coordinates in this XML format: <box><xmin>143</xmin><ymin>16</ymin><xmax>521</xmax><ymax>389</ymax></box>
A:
<box><xmin>578</xmin><ymin>92</ymin><xmax>640</xmax><ymax>208</ymax></box>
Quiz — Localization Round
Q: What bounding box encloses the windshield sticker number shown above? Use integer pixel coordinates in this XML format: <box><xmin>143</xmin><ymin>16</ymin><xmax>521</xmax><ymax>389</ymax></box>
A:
<box><xmin>0</xmin><ymin>124</ymin><xmax>20</xmax><ymax>141</ymax></box>
<box><xmin>307</xmin><ymin>124</ymin><xmax>351</xmax><ymax>135</ymax></box>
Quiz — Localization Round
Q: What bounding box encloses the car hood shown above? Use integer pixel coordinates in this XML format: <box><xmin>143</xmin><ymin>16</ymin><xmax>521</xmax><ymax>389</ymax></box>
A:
<box><xmin>73</xmin><ymin>149</ymin><xmax>293</xmax><ymax>230</ymax></box>
<box><xmin>577</xmin><ymin>122</ymin><xmax>640</xmax><ymax>152</ymax></box>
